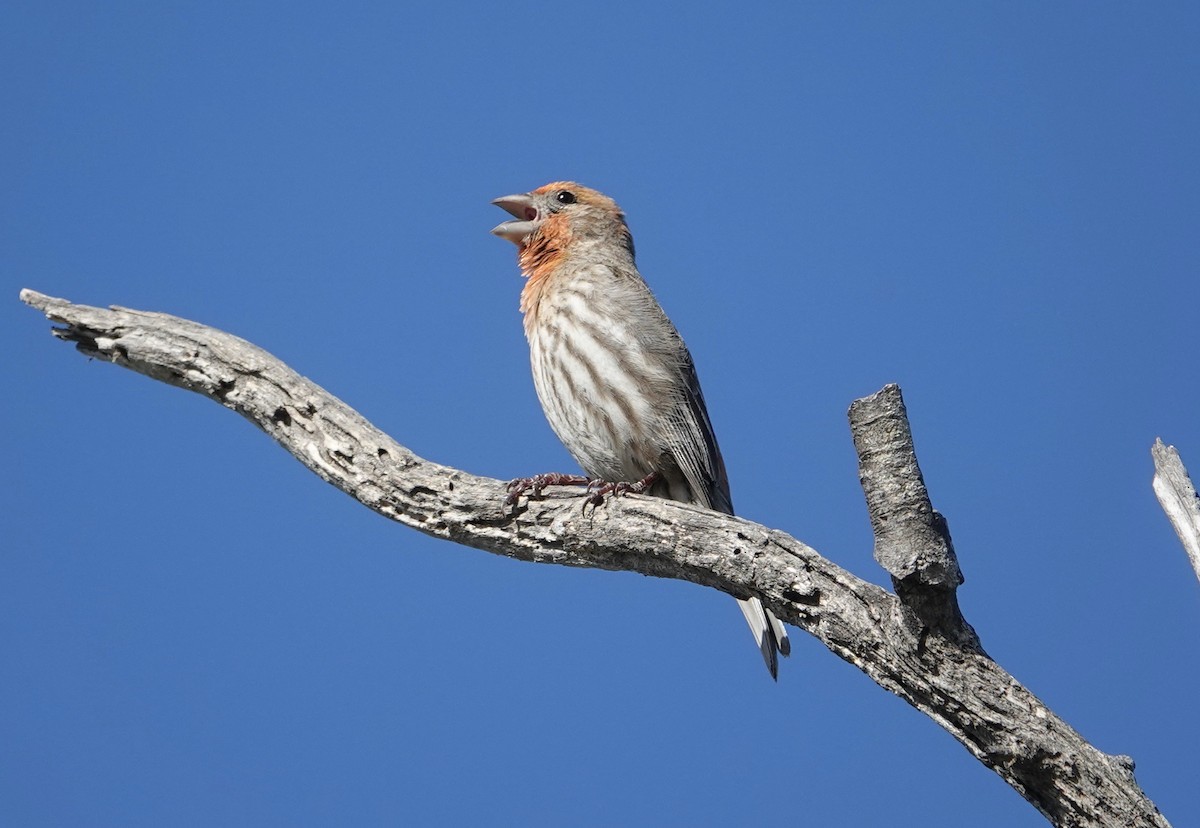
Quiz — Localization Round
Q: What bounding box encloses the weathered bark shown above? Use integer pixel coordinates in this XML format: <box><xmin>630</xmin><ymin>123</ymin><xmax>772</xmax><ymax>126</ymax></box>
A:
<box><xmin>21</xmin><ymin>289</ymin><xmax>1169</xmax><ymax>828</ymax></box>
<box><xmin>1152</xmin><ymin>439</ymin><xmax>1200</xmax><ymax>584</ymax></box>
<box><xmin>849</xmin><ymin>386</ymin><xmax>974</xmax><ymax>645</ymax></box>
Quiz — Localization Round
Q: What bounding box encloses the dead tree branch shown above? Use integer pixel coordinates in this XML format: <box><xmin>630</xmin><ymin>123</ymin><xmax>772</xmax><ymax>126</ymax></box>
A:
<box><xmin>849</xmin><ymin>386</ymin><xmax>974</xmax><ymax>644</ymax></box>
<box><xmin>20</xmin><ymin>289</ymin><xmax>1169</xmax><ymax>828</ymax></box>
<box><xmin>1152</xmin><ymin>439</ymin><xmax>1200</xmax><ymax>584</ymax></box>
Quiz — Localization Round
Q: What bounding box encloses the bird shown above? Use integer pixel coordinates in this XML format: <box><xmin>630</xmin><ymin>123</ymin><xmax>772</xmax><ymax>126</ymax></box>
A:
<box><xmin>490</xmin><ymin>181</ymin><xmax>790</xmax><ymax>678</ymax></box>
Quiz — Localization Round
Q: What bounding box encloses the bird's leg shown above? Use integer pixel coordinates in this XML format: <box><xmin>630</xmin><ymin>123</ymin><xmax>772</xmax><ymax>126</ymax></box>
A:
<box><xmin>505</xmin><ymin>473</ymin><xmax>592</xmax><ymax>507</ymax></box>
<box><xmin>582</xmin><ymin>471</ymin><xmax>660</xmax><ymax>511</ymax></box>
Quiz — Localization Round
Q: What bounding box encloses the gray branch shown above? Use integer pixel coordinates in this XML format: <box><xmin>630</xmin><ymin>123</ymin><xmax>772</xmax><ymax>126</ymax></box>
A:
<box><xmin>849</xmin><ymin>385</ymin><xmax>973</xmax><ymax>645</ymax></box>
<box><xmin>21</xmin><ymin>289</ymin><xmax>1168</xmax><ymax>828</ymax></box>
<box><xmin>1152</xmin><ymin>438</ymin><xmax>1200</xmax><ymax>584</ymax></box>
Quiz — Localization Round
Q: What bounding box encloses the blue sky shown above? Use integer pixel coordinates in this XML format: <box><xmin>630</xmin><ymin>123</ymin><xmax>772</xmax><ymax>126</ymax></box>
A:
<box><xmin>4</xmin><ymin>3</ymin><xmax>1199</xmax><ymax>825</ymax></box>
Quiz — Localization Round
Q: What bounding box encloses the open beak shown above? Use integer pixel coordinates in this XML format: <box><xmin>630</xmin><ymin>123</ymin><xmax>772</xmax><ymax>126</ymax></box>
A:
<box><xmin>491</xmin><ymin>193</ymin><xmax>540</xmax><ymax>244</ymax></box>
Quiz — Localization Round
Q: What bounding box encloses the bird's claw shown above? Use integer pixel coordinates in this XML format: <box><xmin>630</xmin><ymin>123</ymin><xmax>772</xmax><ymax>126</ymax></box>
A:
<box><xmin>504</xmin><ymin>473</ymin><xmax>591</xmax><ymax>509</ymax></box>
<box><xmin>505</xmin><ymin>472</ymin><xmax>659</xmax><ymax>513</ymax></box>
<box><xmin>580</xmin><ymin>472</ymin><xmax>660</xmax><ymax>513</ymax></box>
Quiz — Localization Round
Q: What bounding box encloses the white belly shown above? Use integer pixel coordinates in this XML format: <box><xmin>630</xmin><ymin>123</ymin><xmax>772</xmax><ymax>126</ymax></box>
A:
<box><xmin>526</xmin><ymin>288</ymin><xmax>670</xmax><ymax>482</ymax></box>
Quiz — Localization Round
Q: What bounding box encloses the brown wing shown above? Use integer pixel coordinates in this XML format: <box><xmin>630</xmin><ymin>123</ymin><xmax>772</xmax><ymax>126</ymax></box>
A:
<box><xmin>659</xmin><ymin>347</ymin><xmax>735</xmax><ymax>516</ymax></box>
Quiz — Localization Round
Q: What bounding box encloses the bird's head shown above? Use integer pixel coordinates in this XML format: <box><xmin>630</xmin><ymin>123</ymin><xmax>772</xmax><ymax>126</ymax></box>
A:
<box><xmin>491</xmin><ymin>182</ymin><xmax>634</xmax><ymax>273</ymax></box>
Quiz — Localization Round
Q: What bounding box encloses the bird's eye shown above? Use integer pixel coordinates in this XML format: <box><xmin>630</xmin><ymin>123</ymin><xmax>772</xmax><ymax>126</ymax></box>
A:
<box><xmin>556</xmin><ymin>190</ymin><xmax>577</xmax><ymax>205</ymax></box>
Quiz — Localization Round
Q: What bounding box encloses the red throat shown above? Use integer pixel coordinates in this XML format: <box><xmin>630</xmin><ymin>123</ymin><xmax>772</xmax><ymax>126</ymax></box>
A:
<box><xmin>517</xmin><ymin>213</ymin><xmax>571</xmax><ymax>316</ymax></box>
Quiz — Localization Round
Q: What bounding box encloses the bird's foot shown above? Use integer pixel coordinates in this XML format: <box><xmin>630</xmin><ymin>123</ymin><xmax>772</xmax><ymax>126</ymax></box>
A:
<box><xmin>582</xmin><ymin>471</ymin><xmax>660</xmax><ymax>512</ymax></box>
<box><xmin>504</xmin><ymin>473</ymin><xmax>591</xmax><ymax>508</ymax></box>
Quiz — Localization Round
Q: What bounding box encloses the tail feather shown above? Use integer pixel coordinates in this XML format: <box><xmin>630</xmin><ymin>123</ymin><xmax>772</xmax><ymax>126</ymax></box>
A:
<box><xmin>736</xmin><ymin>597</ymin><xmax>790</xmax><ymax>680</ymax></box>
<box><xmin>768</xmin><ymin>609</ymin><xmax>791</xmax><ymax>657</ymax></box>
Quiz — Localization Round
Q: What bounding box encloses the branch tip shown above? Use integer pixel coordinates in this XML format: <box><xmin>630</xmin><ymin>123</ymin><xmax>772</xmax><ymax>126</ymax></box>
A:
<box><xmin>1151</xmin><ymin>438</ymin><xmax>1200</xmax><ymax>584</ymax></box>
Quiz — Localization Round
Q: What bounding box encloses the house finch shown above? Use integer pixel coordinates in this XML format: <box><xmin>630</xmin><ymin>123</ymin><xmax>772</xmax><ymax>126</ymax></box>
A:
<box><xmin>491</xmin><ymin>181</ymin><xmax>790</xmax><ymax>678</ymax></box>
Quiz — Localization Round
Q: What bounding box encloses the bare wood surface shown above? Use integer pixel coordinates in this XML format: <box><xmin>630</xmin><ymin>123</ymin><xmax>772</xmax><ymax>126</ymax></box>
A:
<box><xmin>1152</xmin><ymin>439</ymin><xmax>1200</xmax><ymax>584</ymax></box>
<box><xmin>849</xmin><ymin>384</ymin><xmax>975</xmax><ymax>645</ymax></box>
<box><xmin>21</xmin><ymin>288</ymin><xmax>1169</xmax><ymax>827</ymax></box>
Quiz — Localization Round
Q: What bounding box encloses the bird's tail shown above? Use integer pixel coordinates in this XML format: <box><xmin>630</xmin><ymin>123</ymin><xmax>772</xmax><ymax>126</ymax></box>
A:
<box><xmin>736</xmin><ymin>597</ymin><xmax>791</xmax><ymax>680</ymax></box>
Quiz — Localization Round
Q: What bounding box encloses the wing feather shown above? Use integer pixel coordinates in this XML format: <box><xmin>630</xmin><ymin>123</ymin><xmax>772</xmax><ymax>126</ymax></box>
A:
<box><xmin>662</xmin><ymin>348</ymin><xmax>734</xmax><ymax>515</ymax></box>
